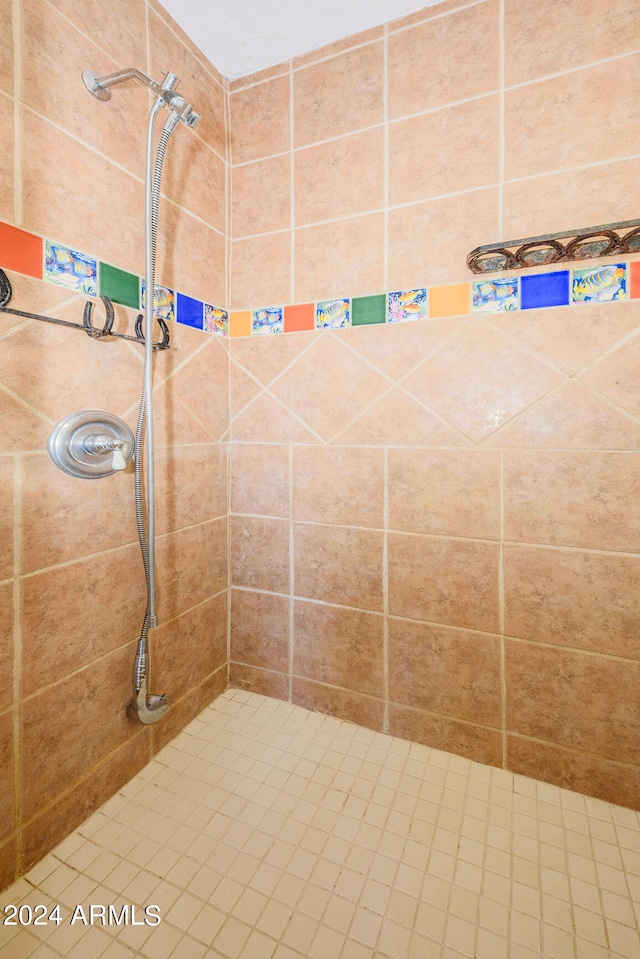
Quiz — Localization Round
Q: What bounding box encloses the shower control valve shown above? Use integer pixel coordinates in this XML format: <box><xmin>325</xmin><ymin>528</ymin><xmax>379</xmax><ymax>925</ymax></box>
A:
<box><xmin>48</xmin><ymin>410</ymin><xmax>134</xmax><ymax>479</ymax></box>
<box><xmin>83</xmin><ymin>434</ymin><xmax>127</xmax><ymax>471</ymax></box>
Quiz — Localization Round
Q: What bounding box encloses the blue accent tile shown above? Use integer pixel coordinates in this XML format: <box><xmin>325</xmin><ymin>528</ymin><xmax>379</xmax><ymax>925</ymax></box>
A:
<box><xmin>521</xmin><ymin>270</ymin><xmax>570</xmax><ymax>310</ymax></box>
<box><xmin>177</xmin><ymin>292</ymin><xmax>204</xmax><ymax>329</ymax></box>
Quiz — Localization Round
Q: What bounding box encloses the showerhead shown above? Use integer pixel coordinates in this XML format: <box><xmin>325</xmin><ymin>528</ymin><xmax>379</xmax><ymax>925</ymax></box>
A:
<box><xmin>83</xmin><ymin>66</ymin><xmax>201</xmax><ymax>130</ymax></box>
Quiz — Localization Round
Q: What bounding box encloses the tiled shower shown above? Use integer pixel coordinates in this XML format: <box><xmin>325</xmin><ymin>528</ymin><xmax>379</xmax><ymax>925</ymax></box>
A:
<box><xmin>1</xmin><ymin>0</ymin><xmax>640</xmax><ymax>945</ymax></box>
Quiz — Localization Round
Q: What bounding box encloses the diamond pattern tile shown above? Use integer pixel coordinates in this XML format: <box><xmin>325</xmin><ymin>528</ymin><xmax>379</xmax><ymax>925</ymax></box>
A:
<box><xmin>402</xmin><ymin>319</ymin><xmax>564</xmax><ymax>444</ymax></box>
<box><xmin>268</xmin><ymin>334</ymin><xmax>390</xmax><ymax>442</ymax></box>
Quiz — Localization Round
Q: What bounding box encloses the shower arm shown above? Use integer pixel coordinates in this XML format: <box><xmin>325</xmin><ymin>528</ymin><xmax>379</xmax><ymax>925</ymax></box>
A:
<box><xmin>83</xmin><ymin>68</ymin><xmax>201</xmax><ymax>128</ymax></box>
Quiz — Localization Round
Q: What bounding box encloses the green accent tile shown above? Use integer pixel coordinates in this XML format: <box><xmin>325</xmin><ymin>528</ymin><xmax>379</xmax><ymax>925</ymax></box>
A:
<box><xmin>352</xmin><ymin>294</ymin><xmax>386</xmax><ymax>326</ymax></box>
<box><xmin>99</xmin><ymin>262</ymin><xmax>140</xmax><ymax>309</ymax></box>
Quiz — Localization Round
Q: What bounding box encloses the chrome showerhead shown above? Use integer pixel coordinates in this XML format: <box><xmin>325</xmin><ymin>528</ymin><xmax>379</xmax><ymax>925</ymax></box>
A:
<box><xmin>82</xmin><ymin>66</ymin><xmax>201</xmax><ymax>129</ymax></box>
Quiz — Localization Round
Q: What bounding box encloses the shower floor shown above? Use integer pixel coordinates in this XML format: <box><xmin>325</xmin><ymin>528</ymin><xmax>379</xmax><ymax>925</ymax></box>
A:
<box><xmin>2</xmin><ymin>690</ymin><xmax>639</xmax><ymax>959</ymax></box>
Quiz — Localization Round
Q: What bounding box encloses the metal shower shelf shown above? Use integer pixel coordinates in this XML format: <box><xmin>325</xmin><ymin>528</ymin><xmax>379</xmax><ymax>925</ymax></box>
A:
<box><xmin>467</xmin><ymin>218</ymin><xmax>640</xmax><ymax>274</ymax></box>
<box><xmin>0</xmin><ymin>267</ymin><xmax>170</xmax><ymax>350</ymax></box>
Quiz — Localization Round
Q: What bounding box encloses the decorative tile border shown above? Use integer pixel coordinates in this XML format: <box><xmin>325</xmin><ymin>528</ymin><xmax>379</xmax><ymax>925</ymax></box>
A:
<box><xmin>0</xmin><ymin>220</ymin><xmax>229</xmax><ymax>337</ymax></box>
<box><xmin>0</xmin><ymin>220</ymin><xmax>639</xmax><ymax>344</ymax></box>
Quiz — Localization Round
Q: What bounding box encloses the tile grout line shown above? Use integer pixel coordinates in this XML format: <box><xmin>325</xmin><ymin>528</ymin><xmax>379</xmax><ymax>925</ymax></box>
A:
<box><xmin>288</xmin><ymin>444</ymin><xmax>294</xmax><ymax>703</ymax></box>
<box><xmin>12</xmin><ymin>0</ymin><xmax>21</xmax><ymax>226</ymax></box>
<box><xmin>382</xmin><ymin>446</ymin><xmax>389</xmax><ymax>734</ymax></box>
<box><xmin>499</xmin><ymin>449</ymin><xmax>507</xmax><ymax>769</ymax></box>
<box><xmin>289</xmin><ymin>62</ymin><xmax>295</xmax><ymax>307</ymax></box>
<box><xmin>13</xmin><ymin>453</ymin><xmax>22</xmax><ymax>877</ymax></box>
<box><xmin>498</xmin><ymin>0</ymin><xmax>505</xmax><ymax>241</ymax></box>
<box><xmin>383</xmin><ymin>24</ymin><xmax>389</xmax><ymax>294</ymax></box>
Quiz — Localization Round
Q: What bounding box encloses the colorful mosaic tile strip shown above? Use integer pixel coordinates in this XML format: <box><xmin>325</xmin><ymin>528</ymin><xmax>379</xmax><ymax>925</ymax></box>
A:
<box><xmin>352</xmin><ymin>294</ymin><xmax>386</xmax><ymax>327</ymax></box>
<box><xmin>253</xmin><ymin>306</ymin><xmax>283</xmax><ymax>335</ymax></box>
<box><xmin>177</xmin><ymin>292</ymin><xmax>204</xmax><ymax>329</ymax></box>
<box><xmin>0</xmin><ymin>222</ymin><xmax>42</xmax><ymax>278</ymax></box>
<box><xmin>141</xmin><ymin>281</ymin><xmax>175</xmax><ymax>323</ymax></box>
<box><xmin>1</xmin><ymin>221</ymin><xmax>639</xmax><ymax>343</ymax></box>
<box><xmin>472</xmin><ymin>277</ymin><xmax>518</xmax><ymax>313</ymax></box>
<box><xmin>316</xmin><ymin>298</ymin><xmax>350</xmax><ymax>329</ymax></box>
<box><xmin>572</xmin><ymin>264</ymin><xmax>626</xmax><ymax>303</ymax></box>
<box><xmin>45</xmin><ymin>241</ymin><xmax>97</xmax><ymax>296</ymax></box>
<box><xmin>99</xmin><ymin>262</ymin><xmax>140</xmax><ymax>310</ymax></box>
<box><xmin>388</xmin><ymin>288</ymin><xmax>427</xmax><ymax>323</ymax></box>
<box><xmin>204</xmin><ymin>304</ymin><xmax>228</xmax><ymax>336</ymax></box>
<box><xmin>521</xmin><ymin>270</ymin><xmax>570</xmax><ymax>310</ymax></box>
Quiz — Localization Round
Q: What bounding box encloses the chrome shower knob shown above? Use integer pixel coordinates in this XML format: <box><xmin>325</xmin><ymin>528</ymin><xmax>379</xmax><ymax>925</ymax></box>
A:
<box><xmin>48</xmin><ymin>410</ymin><xmax>134</xmax><ymax>479</ymax></box>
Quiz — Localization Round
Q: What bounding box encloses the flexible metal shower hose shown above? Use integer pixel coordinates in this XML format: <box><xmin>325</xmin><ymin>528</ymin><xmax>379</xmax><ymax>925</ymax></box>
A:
<box><xmin>133</xmin><ymin>115</ymin><xmax>175</xmax><ymax>666</ymax></box>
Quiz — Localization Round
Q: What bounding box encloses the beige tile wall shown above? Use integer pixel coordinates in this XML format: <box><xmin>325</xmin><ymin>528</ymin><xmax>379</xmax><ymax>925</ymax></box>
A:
<box><xmin>3</xmin><ymin>0</ymin><xmax>640</xmax><ymax>895</ymax></box>
<box><xmin>0</xmin><ymin>0</ymin><xmax>229</xmax><ymax>888</ymax></box>
<box><xmin>228</xmin><ymin>0</ymin><xmax>640</xmax><ymax>810</ymax></box>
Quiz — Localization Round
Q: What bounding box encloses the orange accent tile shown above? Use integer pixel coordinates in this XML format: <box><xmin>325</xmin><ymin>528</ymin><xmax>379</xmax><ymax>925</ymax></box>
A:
<box><xmin>631</xmin><ymin>261</ymin><xmax>640</xmax><ymax>298</ymax></box>
<box><xmin>428</xmin><ymin>283</ymin><xmax>470</xmax><ymax>318</ymax></box>
<box><xmin>284</xmin><ymin>303</ymin><xmax>315</xmax><ymax>332</ymax></box>
<box><xmin>0</xmin><ymin>222</ymin><xmax>42</xmax><ymax>278</ymax></box>
<box><xmin>229</xmin><ymin>310</ymin><xmax>252</xmax><ymax>337</ymax></box>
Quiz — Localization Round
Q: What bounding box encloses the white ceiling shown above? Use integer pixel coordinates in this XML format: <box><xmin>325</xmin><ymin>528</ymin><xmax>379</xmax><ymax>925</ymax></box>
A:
<box><xmin>159</xmin><ymin>0</ymin><xmax>443</xmax><ymax>79</ymax></box>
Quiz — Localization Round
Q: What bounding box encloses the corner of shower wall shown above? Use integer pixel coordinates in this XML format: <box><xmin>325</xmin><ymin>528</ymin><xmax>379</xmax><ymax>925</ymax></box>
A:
<box><xmin>0</xmin><ymin>0</ymin><xmax>232</xmax><ymax>892</ymax></box>
<box><xmin>224</xmin><ymin>0</ymin><xmax>640</xmax><ymax>814</ymax></box>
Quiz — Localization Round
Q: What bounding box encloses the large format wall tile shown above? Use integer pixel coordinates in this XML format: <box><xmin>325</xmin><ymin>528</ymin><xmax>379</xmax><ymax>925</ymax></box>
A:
<box><xmin>0</xmin><ymin>584</ymin><xmax>13</xmax><ymax>713</ymax></box>
<box><xmin>230</xmin><ymin>515</ymin><xmax>290</xmax><ymax>593</ymax></box>
<box><xmin>229</xmin><ymin>74</ymin><xmax>290</xmax><ymax>164</ymax></box>
<box><xmin>22</xmin><ymin>0</ymin><xmax>148</xmax><ymax>177</ymax></box>
<box><xmin>504</xmin><ymin>545</ymin><xmax>640</xmax><ymax>660</ymax></box>
<box><xmin>0</xmin><ymin>710</ymin><xmax>14</xmax><ymax>842</ymax></box>
<box><xmin>505</xmin><ymin>56</ymin><xmax>640</xmax><ymax>180</ymax></box>
<box><xmin>505</xmin><ymin>639</ymin><xmax>640</xmax><ymax>766</ymax></box>
<box><xmin>388</xmin><ymin>533</ymin><xmax>499</xmax><ymax>633</ymax></box>
<box><xmin>388</xmin><ymin>703</ymin><xmax>502</xmax><ymax>768</ymax></box>
<box><xmin>21</xmin><ymin>644</ymin><xmax>138</xmax><ymax>820</ymax></box>
<box><xmin>504</xmin><ymin>451</ymin><xmax>640</xmax><ymax>551</ymax></box>
<box><xmin>293</xmin><ymin>42</ymin><xmax>384</xmax><ymax>148</ymax></box>
<box><xmin>388</xmin><ymin>618</ymin><xmax>501</xmax><ymax>727</ymax></box>
<box><xmin>294</xmin><ymin>523</ymin><xmax>384</xmax><ymax>612</ymax></box>
<box><xmin>21</xmin><ymin>543</ymin><xmax>146</xmax><ymax>696</ymax></box>
<box><xmin>0</xmin><ymin>94</ymin><xmax>13</xmax><ymax>224</ymax></box>
<box><xmin>388</xmin><ymin>449</ymin><xmax>500</xmax><ymax>540</ymax></box>
<box><xmin>389</xmin><ymin>95</ymin><xmax>500</xmax><ymax>205</ymax></box>
<box><xmin>0</xmin><ymin>0</ymin><xmax>13</xmax><ymax>96</ymax></box>
<box><xmin>504</xmin><ymin>0</ymin><xmax>640</xmax><ymax>86</ymax></box>
<box><xmin>231</xmin><ymin>588</ymin><xmax>290</xmax><ymax>672</ymax></box>
<box><xmin>292</xmin><ymin>446</ymin><xmax>384</xmax><ymax>528</ymax></box>
<box><xmin>294</xmin><ymin>600</ymin><xmax>384</xmax><ymax>697</ymax></box>
<box><xmin>388</xmin><ymin>0</ymin><xmax>499</xmax><ymax>118</ymax></box>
